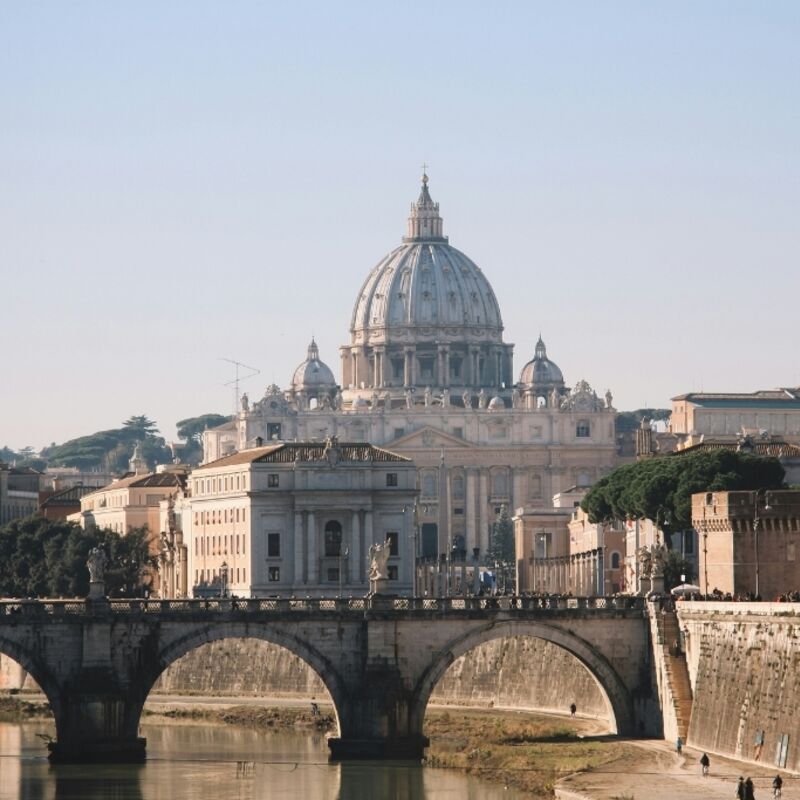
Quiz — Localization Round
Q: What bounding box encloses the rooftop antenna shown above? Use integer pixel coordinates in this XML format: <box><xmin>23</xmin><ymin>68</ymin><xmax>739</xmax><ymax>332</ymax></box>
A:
<box><xmin>220</xmin><ymin>358</ymin><xmax>260</xmax><ymax>414</ymax></box>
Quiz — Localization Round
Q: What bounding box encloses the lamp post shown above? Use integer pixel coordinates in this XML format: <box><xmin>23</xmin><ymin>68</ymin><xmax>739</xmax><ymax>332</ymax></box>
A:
<box><xmin>753</xmin><ymin>489</ymin><xmax>772</xmax><ymax>599</ymax></box>
<box><xmin>655</xmin><ymin>507</ymin><xmax>670</xmax><ymax>548</ymax></box>
<box><xmin>338</xmin><ymin>545</ymin><xmax>349</xmax><ymax>599</ymax></box>
<box><xmin>219</xmin><ymin>561</ymin><xmax>228</xmax><ymax>599</ymax></box>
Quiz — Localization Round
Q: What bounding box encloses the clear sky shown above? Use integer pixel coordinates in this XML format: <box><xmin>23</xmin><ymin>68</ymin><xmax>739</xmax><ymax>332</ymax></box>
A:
<box><xmin>2</xmin><ymin>1</ymin><xmax>799</xmax><ymax>451</ymax></box>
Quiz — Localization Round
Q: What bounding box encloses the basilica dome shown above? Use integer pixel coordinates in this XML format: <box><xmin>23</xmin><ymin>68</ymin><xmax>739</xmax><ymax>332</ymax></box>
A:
<box><xmin>349</xmin><ymin>174</ymin><xmax>504</xmax><ymax>342</ymax></box>
<box><xmin>519</xmin><ymin>337</ymin><xmax>564</xmax><ymax>388</ymax></box>
<box><xmin>341</xmin><ymin>174</ymin><xmax>514</xmax><ymax>399</ymax></box>
<box><xmin>291</xmin><ymin>338</ymin><xmax>337</xmax><ymax>392</ymax></box>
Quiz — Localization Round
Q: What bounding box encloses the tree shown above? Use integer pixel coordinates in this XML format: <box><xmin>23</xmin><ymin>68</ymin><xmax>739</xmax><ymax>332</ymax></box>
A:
<box><xmin>176</xmin><ymin>413</ymin><xmax>232</xmax><ymax>464</ymax></box>
<box><xmin>615</xmin><ymin>408</ymin><xmax>672</xmax><ymax>434</ymax></box>
<box><xmin>176</xmin><ymin>414</ymin><xmax>231</xmax><ymax>444</ymax></box>
<box><xmin>0</xmin><ymin>516</ymin><xmax>155</xmax><ymax>598</ymax></box>
<box><xmin>121</xmin><ymin>415</ymin><xmax>159</xmax><ymax>439</ymax></box>
<box><xmin>488</xmin><ymin>504</ymin><xmax>516</xmax><ymax>591</ymax></box>
<box><xmin>581</xmin><ymin>450</ymin><xmax>786</xmax><ymax>535</ymax></box>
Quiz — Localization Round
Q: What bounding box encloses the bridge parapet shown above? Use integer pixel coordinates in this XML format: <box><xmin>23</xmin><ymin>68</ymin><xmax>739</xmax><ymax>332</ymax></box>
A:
<box><xmin>0</xmin><ymin>595</ymin><xmax>645</xmax><ymax>621</ymax></box>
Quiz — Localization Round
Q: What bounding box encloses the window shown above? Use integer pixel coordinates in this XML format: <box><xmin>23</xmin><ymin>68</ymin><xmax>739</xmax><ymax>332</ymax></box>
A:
<box><xmin>393</xmin><ymin>428</ymin><xmax>405</xmax><ymax>439</ymax></box>
<box><xmin>268</xmin><ymin>473</ymin><xmax>279</xmax><ymax>488</ymax></box>
<box><xmin>392</xmin><ymin>359</ymin><xmax>404</xmax><ymax>379</ymax></box>
<box><xmin>454</xmin><ymin>507</ymin><xmax>464</xmax><ymax>516</ymax></box>
<box><xmin>611</xmin><ymin>552</ymin><xmax>621</xmax><ymax>569</ymax></box>
<box><xmin>451</xmin><ymin>427</ymin><xmax>463</xmax><ymax>439</ymax></box>
<box><xmin>267</xmin><ymin>423</ymin><xmax>282</xmax><ymax>440</ymax></box>
<box><xmin>450</xmin><ymin>358</ymin><xmax>462</xmax><ymax>379</ymax></box>
<box><xmin>327</xmin><ymin>567</ymin><xmax>340</xmax><ymax>582</ymax></box>
<box><xmin>386</xmin><ymin>531</ymin><xmax>399</xmax><ymax>556</ymax></box>
<box><xmin>452</xmin><ymin>475</ymin><xmax>464</xmax><ymax>498</ymax></box>
<box><xmin>386</xmin><ymin>473</ymin><xmax>398</xmax><ymax>487</ymax></box>
<box><xmin>422</xmin><ymin>473</ymin><xmax>437</xmax><ymax>497</ymax></box>
<box><xmin>576</xmin><ymin>420</ymin><xmax>591</xmax><ymax>438</ymax></box>
<box><xmin>268</xmin><ymin>566</ymin><xmax>280</xmax><ymax>582</ymax></box>
<box><xmin>387</xmin><ymin>565</ymin><xmax>398</xmax><ymax>580</ymax></box>
<box><xmin>267</xmin><ymin>532</ymin><xmax>281</xmax><ymax>558</ymax></box>
<box><xmin>324</xmin><ymin>520</ymin><xmax>343</xmax><ymax>557</ymax></box>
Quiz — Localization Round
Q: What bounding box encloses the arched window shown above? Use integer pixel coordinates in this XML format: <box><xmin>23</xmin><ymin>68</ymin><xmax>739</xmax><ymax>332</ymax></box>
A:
<box><xmin>324</xmin><ymin>520</ymin><xmax>343</xmax><ymax>557</ymax></box>
<box><xmin>576</xmin><ymin>420</ymin><xmax>591</xmax><ymax>438</ymax></box>
<box><xmin>492</xmin><ymin>470</ymin><xmax>508</xmax><ymax>498</ymax></box>
<box><xmin>611</xmin><ymin>552</ymin><xmax>621</xmax><ymax>569</ymax></box>
<box><xmin>529</xmin><ymin>473</ymin><xmax>542</xmax><ymax>498</ymax></box>
<box><xmin>422</xmin><ymin>473</ymin><xmax>437</xmax><ymax>498</ymax></box>
<box><xmin>452</xmin><ymin>475</ymin><xmax>464</xmax><ymax>499</ymax></box>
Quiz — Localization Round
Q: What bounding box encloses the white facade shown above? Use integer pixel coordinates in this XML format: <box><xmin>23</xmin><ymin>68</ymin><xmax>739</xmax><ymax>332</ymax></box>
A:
<box><xmin>187</xmin><ymin>440</ymin><xmax>417</xmax><ymax>598</ymax></box>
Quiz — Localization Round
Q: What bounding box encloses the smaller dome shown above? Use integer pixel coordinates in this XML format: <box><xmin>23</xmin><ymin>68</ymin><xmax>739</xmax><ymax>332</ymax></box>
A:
<box><xmin>292</xmin><ymin>339</ymin><xmax>337</xmax><ymax>392</ymax></box>
<box><xmin>519</xmin><ymin>336</ymin><xmax>565</xmax><ymax>388</ymax></box>
<box><xmin>488</xmin><ymin>396</ymin><xmax>505</xmax><ymax>411</ymax></box>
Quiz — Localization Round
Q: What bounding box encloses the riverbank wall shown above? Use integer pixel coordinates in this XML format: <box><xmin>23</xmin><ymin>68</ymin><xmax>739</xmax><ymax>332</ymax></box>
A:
<box><xmin>678</xmin><ymin>602</ymin><xmax>800</xmax><ymax>773</ymax></box>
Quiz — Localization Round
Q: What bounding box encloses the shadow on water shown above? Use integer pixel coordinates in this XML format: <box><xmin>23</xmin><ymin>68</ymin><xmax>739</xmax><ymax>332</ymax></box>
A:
<box><xmin>337</xmin><ymin>762</ymin><xmax>424</xmax><ymax>800</ymax></box>
<box><xmin>51</xmin><ymin>764</ymin><xmax>145</xmax><ymax>800</ymax></box>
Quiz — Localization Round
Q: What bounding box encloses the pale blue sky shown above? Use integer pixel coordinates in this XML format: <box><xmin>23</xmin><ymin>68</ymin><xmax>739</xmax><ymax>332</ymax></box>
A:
<box><xmin>2</xmin><ymin>2</ymin><xmax>798</xmax><ymax>450</ymax></box>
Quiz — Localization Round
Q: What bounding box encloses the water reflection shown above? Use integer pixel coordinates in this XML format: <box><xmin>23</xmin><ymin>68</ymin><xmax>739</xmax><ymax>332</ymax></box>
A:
<box><xmin>0</xmin><ymin>721</ymin><xmax>529</xmax><ymax>800</ymax></box>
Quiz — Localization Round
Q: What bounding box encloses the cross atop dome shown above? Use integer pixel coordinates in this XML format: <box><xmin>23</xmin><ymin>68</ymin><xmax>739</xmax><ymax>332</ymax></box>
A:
<box><xmin>404</xmin><ymin>169</ymin><xmax>447</xmax><ymax>243</ymax></box>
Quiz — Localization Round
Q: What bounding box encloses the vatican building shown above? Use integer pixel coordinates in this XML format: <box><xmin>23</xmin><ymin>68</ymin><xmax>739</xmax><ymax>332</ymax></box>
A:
<box><xmin>203</xmin><ymin>173</ymin><xmax>617</xmax><ymax>566</ymax></box>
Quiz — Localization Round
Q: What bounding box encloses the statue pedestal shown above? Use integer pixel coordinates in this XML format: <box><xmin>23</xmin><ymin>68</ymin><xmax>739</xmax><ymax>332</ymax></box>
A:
<box><xmin>650</xmin><ymin>575</ymin><xmax>665</xmax><ymax>595</ymax></box>
<box><xmin>369</xmin><ymin>578</ymin><xmax>390</xmax><ymax>596</ymax></box>
<box><xmin>88</xmin><ymin>581</ymin><xmax>106</xmax><ymax>600</ymax></box>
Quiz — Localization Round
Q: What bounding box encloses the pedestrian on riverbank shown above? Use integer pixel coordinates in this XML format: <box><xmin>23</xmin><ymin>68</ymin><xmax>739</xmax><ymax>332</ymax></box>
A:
<box><xmin>570</xmin><ymin>703</ymin><xmax>576</xmax><ymax>717</ymax></box>
<box><xmin>699</xmin><ymin>752</ymin><xmax>709</xmax><ymax>776</ymax></box>
<box><xmin>745</xmin><ymin>776</ymin><xmax>755</xmax><ymax>800</ymax></box>
<box><xmin>736</xmin><ymin>777</ymin><xmax>746</xmax><ymax>800</ymax></box>
<box><xmin>675</xmin><ymin>736</ymin><xmax>682</xmax><ymax>754</ymax></box>
<box><xmin>773</xmin><ymin>774</ymin><xmax>783</xmax><ymax>798</ymax></box>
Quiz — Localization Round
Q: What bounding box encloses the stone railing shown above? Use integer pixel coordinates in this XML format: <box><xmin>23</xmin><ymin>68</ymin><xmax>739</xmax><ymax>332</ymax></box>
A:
<box><xmin>0</xmin><ymin>595</ymin><xmax>644</xmax><ymax>618</ymax></box>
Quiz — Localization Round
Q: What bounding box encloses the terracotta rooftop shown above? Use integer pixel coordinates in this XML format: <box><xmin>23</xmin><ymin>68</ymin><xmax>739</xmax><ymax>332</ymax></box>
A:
<box><xmin>40</xmin><ymin>485</ymin><xmax>98</xmax><ymax>507</ymax></box>
<box><xmin>83</xmin><ymin>471</ymin><xmax>186</xmax><ymax>497</ymax></box>
<box><xmin>195</xmin><ymin>442</ymin><xmax>410</xmax><ymax>471</ymax></box>
<box><xmin>672</xmin><ymin>388</ymin><xmax>800</xmax><ymax>407</ymax></box>
<box><xmin>674</xmin><ymin>440</ymin><xmax>800</xmax><ymax>459</ymax></box>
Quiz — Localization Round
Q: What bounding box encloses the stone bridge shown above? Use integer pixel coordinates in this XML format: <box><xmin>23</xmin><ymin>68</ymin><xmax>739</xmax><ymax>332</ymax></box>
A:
<box><xmin>0</xmin><ymin>595</ymin><xmax>653</xmax><ymax>762</ymax></box>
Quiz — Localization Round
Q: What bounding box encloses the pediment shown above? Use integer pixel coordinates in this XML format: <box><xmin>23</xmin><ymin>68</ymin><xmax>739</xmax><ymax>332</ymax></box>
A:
<box><xmin>389</xmin><ymin>425</ymin><xmax>471</xmax><ymax>450</ymax></box>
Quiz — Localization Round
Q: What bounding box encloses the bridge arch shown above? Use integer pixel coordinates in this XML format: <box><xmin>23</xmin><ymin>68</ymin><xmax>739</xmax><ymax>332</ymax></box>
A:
<box><xmin>134</xmin><ymin>623</ymin><xmax>349</xmax><ymax>737</ymax></box>
<box><xmin>409</xmin><ymin>620</ymin><xmax>634</xmax><ymax>736</ymax></box>
<box><xmin>0</xmin><ymin>635</ymin><xmax>61</xmax><ymax>722</ymax></box>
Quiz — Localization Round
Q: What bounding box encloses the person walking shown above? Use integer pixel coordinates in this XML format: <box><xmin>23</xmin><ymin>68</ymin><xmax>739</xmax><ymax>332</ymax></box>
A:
<box><xmin>699</xmin><ymin>752</ymin><xmax>710</xmax><ymax>776</ymax></box>
<box><xmin>675</xmin><ymin>736</ymin><xmax>683</xmax><ymax>755</ymax></box>
<box><xmin>772</xmin><ymin>774</ymin><xmax>783</xmax><ymax>798</ymax></box>
<box><xmin>744</xmin><ymin>776</ymin><xmax>755</xmax><ymax>800</ymax></box>
<box><xmin>736</xmin><ymin>777</ymin><xmax>746</xmax><ymax>800</ymax></box>
<box><xmin>570</xmin><ymin>703</ymin><xmax>577</xmax><ymax>717</ymax></box>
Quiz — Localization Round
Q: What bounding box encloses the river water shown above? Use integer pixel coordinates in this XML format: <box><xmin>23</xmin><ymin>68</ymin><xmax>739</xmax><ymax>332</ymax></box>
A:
<box><xmin>0</xmin><ymin>720</ymin><xmax>530</xmax><ymax>800</ymax></box>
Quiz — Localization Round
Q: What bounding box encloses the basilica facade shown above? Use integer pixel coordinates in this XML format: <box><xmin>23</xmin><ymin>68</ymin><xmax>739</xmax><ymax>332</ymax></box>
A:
<box><xmin>204</xmin><ymin>174</ymin><xmax>618</xmax><ymax>561</ymax></box>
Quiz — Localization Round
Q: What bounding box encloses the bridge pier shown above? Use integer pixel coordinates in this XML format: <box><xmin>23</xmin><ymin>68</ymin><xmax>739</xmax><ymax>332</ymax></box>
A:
<box><xmin>48</xmin><ymin>686</ymin><xmax>145</xmax><ymax>763</ymax></box>
<box><xmin>328</xmin><ymin>664</ymin><xmax>429</xmax><ymax>761</ymax></box>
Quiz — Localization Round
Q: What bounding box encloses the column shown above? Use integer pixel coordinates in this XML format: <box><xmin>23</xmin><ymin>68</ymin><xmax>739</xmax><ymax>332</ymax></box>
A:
<box><xmin>478</xmin><ymin>471</ymin><xmax>489</xmax><ymax>554</ymax></box>
<box><xmin>404</xmin><ymin>348</ymin><xmax>412</xmax><ymax>388</ymax></box>
<box><xmin>372</xmin><ymin>351</ymin><xmax>379</xmax><ymax>388</ymax></box>
<box><xmin>292</xmin><ymin>511</ymin><xmax>302</xmax><ymax>585</ymax></box>
<box><xmin>307</xmin><ymin>512</ymin><xmax>317</xmax><ymax>584</ymax></box>
<box><xmin>466</xmin><ymin>470</ymin><xmax>477</xmax><ymax>552</ymax></box>
<box><xmin>364</xmin><ymin>510</ymin><xmax>374</xmax><ymax>577</ymax></box>
<box><xmin>294</xmin><ymin>512</ymin><xmax>304</xmax><ymax>584</ymax></box>
<box><xmin>512</xmin><ymin>469</ymin><xmax>524</xmax><ymax>516</ymax></box>
<box><xmin>350</xmin><ymin>511</ymin><xmax>360</xmax><ymax>586</ymax></box>
<box><xmin>443</xmin><ymin>347</ymin><xmax>450</xmax><ymax>388</ymax></box>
